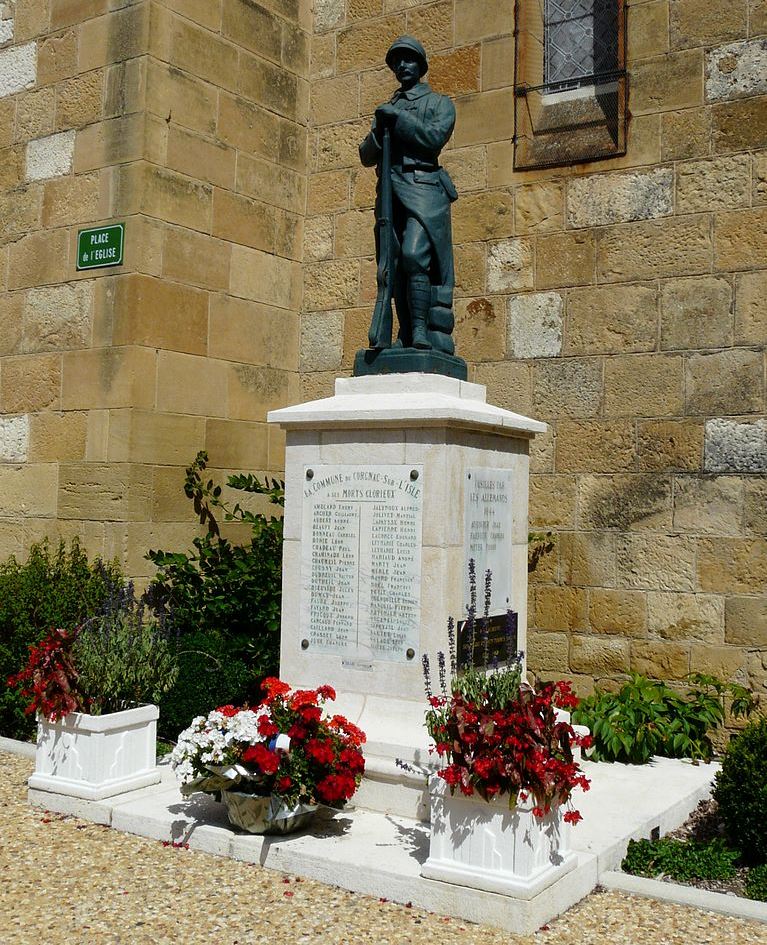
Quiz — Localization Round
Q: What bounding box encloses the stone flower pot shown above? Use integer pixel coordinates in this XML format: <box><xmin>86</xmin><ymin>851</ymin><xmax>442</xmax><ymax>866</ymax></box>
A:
<box><xmin>28</xmin><ymin>704</ymin><xmax>161</xmax><ymax>801</ymax></box>
<box><xmin>421</xmin><ymin>776</ymin><xmax>578</xmax><ymax>899</ymax></box>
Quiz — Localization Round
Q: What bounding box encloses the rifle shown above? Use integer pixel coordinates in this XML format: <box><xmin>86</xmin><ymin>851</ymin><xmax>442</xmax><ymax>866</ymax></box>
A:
<box><xmin>369</xmin><ymin>125</ymin><xmax>395</xmax><ymax>349</ymax></box>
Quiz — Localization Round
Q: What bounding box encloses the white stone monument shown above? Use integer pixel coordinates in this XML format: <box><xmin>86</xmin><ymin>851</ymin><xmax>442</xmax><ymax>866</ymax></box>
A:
<box><xmin>268</xmin><ymin>374</ymin><xmax>545</xmax><ymax>820</ymax></box>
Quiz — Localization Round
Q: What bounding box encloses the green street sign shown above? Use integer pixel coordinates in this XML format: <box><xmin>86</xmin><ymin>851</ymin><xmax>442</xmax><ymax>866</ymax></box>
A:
<box><xmin>76</xmin><ymin>223</ymin><xmax>124</xmax><ymax>270</ymax></box>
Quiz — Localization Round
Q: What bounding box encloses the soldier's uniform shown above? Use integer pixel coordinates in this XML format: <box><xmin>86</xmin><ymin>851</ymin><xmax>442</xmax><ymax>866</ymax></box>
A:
<box><xmin>359</xmin><ymin>37</ymin><xmax>458</xmax><ymax>352</ymax></box>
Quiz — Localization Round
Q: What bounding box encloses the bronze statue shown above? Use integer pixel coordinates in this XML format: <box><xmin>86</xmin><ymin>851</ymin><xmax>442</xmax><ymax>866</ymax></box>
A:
<box><xmin>355</xmin><ymin>36</ymin><xmax>466</xmax><ymax>380</ymax></box>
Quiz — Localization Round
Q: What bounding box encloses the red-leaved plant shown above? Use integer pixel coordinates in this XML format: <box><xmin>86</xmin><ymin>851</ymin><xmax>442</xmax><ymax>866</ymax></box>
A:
<box><xmin>425</xmin><ymin>674</ymin><xmax>591</xmax><ymax>824</ymax></box>
<box><xmin>424</xmin><ymin>567</ymin><xmax>591</xmax><ymax>824</ymax></box>
<box><xmin>7</xmin><ymin>627</ymin><xmax>83</xmax><ymax>721</ymax></box>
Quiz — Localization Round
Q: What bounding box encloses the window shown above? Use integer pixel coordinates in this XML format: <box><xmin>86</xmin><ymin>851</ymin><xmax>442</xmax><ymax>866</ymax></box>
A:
<box><xmin>544</xmin><ymin>0</ymin><xmax>619</xmax><ymax>91</ymax></box>
<box><xmin>514</xmin><ymin>0</ymin><xmax>627</xmax><ymax>170</ymax></box>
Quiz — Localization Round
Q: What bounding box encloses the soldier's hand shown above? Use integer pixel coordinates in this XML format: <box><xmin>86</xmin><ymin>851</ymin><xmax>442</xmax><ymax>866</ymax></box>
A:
<box><xmin>375</xmin><ymin>103</ymin><xmax>398</xmax><ymax>128</ymax></box>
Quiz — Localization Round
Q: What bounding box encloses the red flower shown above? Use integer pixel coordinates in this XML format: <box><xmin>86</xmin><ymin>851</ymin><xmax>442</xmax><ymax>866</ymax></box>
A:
<box><xmin>563</xmin><ymin>809</ymin><xmax>583</xmax><ymax>826</ymax></box>
<box><xmin>276</xmin><ymin>776</ymin><xmax>293</xmax><ymax>793</ymax></box>
<box><xmin>215</xmin><ymin>704</ymin><xmax>239</xmax><ymax>717</ymax></box>
<box><xmin>472</xmin><ymin>756</ymin><xmax>496</xmax><ymax>780</ymax></box>
<box><xmin>440</xmin><ymin>765</ymin><xmax>461</xmax><ymax>786</ymax></box>
<box><xmin>327</xmin><ymin>716</ymin><xmax>366</xmax><ymax>746</ymax></box>
<box><xmin>257</xmin><ymin>715</ymin><xmax>279</xmax><ymax>738</ymax></box>
<box><xmin>261</xmin><ymin>677</ymin><xmax>291</xmax><ymax>698</ymax></box>
<box><xmin>317</xmin><ymin>684</ymin><xmax>336</xmax><ymax>701</ymax></box>
<box><xmin>305</xmin><ymin>738</ymin><xmax>336</xmax><ymax>766</ymax></box>
<box><xmin>242</xmin><ymin>743</ymin><xmax>280</xmax><ymax>775</ymax></box>
<box><xmin>290</xmin><ymin>689</ymin><xmax>319</xmax><ymax>709</ymax></box>
<box><xmin>339</xmin><ymin>748</ymin><xmax>365</xmax><ymax>775</ymax></box>
<box><xmin>316</xmin><ymin>773</ymin><xmax>356</xmax><ymax>804</ymax></box>
<box><xmin>299</xmin><ymin>705</ymin><xmax>322</xmax><ymax>724</ymax></box>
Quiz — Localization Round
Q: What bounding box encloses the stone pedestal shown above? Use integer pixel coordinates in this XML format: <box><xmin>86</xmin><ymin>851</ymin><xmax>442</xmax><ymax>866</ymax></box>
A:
<box><xmin>267</xmin><ymin>375</ymin><xmax>545</xmax><ymax>820</ymax></box>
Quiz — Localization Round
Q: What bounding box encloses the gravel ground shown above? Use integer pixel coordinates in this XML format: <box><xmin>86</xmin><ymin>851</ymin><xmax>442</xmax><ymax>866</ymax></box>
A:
<box><xmin>2</xmin><ymin>752</ymin><xmax>766</xmax><ymax>945</ymax></box>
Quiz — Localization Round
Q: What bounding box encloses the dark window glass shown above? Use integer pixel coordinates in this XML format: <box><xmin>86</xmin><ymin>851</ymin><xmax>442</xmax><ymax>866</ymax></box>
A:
<box><xmin>544</xmin><ymin>0</ymin><xmax>620</xmax><ymax>89</ymax></box>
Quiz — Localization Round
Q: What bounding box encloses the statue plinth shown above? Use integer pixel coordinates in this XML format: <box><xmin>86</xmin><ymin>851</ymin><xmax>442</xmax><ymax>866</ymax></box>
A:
<box><xmin>353</xmin><ymin>347</ymin><xmax>467</xmax><ymax>380</ymax></box>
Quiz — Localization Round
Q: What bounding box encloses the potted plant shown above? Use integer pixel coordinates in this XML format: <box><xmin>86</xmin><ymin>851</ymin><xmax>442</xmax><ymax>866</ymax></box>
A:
<box><xmin>171</xmin><ymin>677</ymin><xmax>366</xmax><ymax>834</ymax></box>
<box><xmin>8</xmin><ymin>583</ymin><xmax>178</xmax><ymax>801</ymax></box>
<box><xmin>420</xmin><ymin>595</ymin><xmax>591</xmax><ymax>898</ymax></box>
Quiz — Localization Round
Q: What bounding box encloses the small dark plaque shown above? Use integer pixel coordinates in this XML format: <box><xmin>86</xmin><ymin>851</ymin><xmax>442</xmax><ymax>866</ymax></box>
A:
<box><xmin>457</xmin><ymin>612</ymin><xmax>518</xmax><ymax>671</ymax></box>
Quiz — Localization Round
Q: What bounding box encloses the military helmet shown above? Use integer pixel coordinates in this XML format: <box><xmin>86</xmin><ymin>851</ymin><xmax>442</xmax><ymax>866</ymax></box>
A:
<box><xmin>385</xmin><ymin>35</ymin><xmax>428</xmax><ymax>76</ymax></box>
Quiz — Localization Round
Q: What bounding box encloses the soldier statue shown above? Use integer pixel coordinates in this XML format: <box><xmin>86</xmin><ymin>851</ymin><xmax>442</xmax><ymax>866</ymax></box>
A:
<box><xmin>355</xmin><ymin>36</ymin><xmax>466</xmax><ymax>378</ymax></box>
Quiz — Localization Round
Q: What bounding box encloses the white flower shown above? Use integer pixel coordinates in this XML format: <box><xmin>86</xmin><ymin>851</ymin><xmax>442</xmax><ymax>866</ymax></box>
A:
<box><xmin>171</xmin><ymin>705</ymin><xmax>272</xmax><ymax>785</ymax></box>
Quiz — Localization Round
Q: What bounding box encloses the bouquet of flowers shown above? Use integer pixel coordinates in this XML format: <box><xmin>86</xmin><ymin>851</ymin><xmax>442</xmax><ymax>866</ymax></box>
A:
<box><xmin>171</xmin><ymin>677</ymin><xmax>366</xmax><ymax>832</ymax></box>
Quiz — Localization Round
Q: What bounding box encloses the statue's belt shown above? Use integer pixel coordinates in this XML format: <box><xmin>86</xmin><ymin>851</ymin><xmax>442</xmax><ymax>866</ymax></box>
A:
<box><xmin>391</xmin><ymin>161</ymin><xmax>439</xmax><ymax>172</ymax></box>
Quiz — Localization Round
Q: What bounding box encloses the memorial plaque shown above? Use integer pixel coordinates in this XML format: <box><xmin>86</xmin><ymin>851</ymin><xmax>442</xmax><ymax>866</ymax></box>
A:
<box><xmin>301</xmin><ymin>464</ymin><xmax>423</xmax><ymax>662</ymax></box>
<box><xmin>463</xmin><ymin>468</ymin><xmax>514</xmax><ymax>614</ymax></box>
<box><xmin>457</xmin><ymin>612</ymin><xmax>519</xmax><ymax>671</ymax></box>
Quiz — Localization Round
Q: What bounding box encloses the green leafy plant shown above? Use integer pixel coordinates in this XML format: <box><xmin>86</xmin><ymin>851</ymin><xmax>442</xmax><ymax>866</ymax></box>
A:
<box><xmin>714</xmin><ymin>717</ymin><xmax>767</xmax><ymax>866</ymax></box>
<box><xmin>0</xmin><ymin>539</ymin><xmax>123</xmax><ymax>739</ymax></box>
<box><xmin>622</xmin><ymin>837</ymin><xmax>739</xmax><ymax>882</ymax></box>
<box><xmin>145</xmin><ymin>452</ymin><xmax>284</xmax><ymax>735</ymax></box>
<box><xmin>7</xmin><ymin>578</ymin><xmax>179</xmax><ymax>720</ymax></box>
<box><xmin>571</xmin><ymin>673</ymin><xmax>756</xmax><ymax>765</ymax></box>
<box><xmin>156</xmin><ymin>629</ymin><xmax>252</xmax><ymax>741</ymax></box>
<box><xmin>74</xmin><ymin>581</ymin><xmax>179</xmax><ymax>715</ymax></box>
<box><xmin>745</xmin><ymin>863</ymin><xmax>767</xmax><ymax>902</ymax></box>
<box><xmin>147</xmin><ymin>452</ymin><xmax>284</xmax><ymax>647</ymax></box>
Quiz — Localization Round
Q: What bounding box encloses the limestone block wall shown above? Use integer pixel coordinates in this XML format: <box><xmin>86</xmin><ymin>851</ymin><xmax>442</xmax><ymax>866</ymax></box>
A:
<box><xmin>0</xmin><ymin>0</ymin><xmax>309</xmax><ymax>577</ymax></box>
<box><xmin>302</xmin><ymin>0</ymin><xmax>767</xmax><ymax>697</ymax></box>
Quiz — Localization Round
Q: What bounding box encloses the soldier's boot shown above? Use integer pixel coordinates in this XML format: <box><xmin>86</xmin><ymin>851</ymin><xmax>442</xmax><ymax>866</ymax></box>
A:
<box><xmin>408</xmin><ymin>275</ymin><xmax>432</xmax><ymax>350</ymax></box>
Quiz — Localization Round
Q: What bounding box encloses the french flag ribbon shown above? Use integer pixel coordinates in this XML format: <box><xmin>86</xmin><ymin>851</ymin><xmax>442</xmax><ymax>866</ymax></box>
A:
<box><xmin>268</xmin><ymin>733</ymin><xmax>291</xmax><ymax>754</ymax></box>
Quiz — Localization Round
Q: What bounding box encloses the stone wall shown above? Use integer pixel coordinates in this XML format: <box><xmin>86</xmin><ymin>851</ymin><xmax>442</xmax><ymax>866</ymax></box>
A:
<box><xmin>1</xmin><ymin>0</ymin><xmax>765</xmax><ymax>698</ymax></box>
<box><xmin>0</xmin><ymin>0</ymin><xmax>309</xmax><ymax>577</ymax></box>
<box><xmin>301</xmin><ymin>0</ymin><xmax>767</xmax><ymax>697</ymax></box>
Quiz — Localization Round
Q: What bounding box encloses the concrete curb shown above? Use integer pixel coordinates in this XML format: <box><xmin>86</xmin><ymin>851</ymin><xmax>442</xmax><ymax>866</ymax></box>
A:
<box><xmin>0</xmin><ymin>735</ymin><xmax>36</xmax><ymax>759</ymax></box>
<box><xmin>600</xmin><ymin>870</ymin><xmax>767</xmax><ymax>924</ymax></box>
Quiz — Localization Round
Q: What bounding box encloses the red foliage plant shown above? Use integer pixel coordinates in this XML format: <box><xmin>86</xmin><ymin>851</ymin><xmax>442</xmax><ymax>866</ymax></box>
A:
<box><xmin>426</xmin><ymin>673</ymin><xmax>591</xmax><ymax>825</ymax></box>
<box><xmin>7</xmin><ymin>627</ymin><xmax>85</xmax><ymax>721</ymax></box>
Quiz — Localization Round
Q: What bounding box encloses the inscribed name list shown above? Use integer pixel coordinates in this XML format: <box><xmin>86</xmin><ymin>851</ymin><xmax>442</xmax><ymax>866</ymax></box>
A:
<box><xmin>301</xmin><ymin>464</ymin><xmax>423</xmax><ymax>662</ymax></box>
<box><xmin>463</xmin><ymin>468</ymin><xmax>514</xmax><ymax>615</ymax></box>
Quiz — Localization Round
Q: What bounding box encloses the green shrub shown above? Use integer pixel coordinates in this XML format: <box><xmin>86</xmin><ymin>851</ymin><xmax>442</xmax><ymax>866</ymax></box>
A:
<box><xmin>75</xmin><ymin>582</ymin><xmax>179</xmax><ymax>715</ymax></box>
<box><xmin>745</xmin><ymin>864</ymin><xmax>767</xmax><ymax>902</ymax></box>
<box><xmin>0</xmin><ymin>539</ymin><xmax>122</xmax><ymax>740</ymax></box>
<box><xmin>145</xmin><ymin>452</ymin><xmax>283</xmax><ymax>690</ymax></box>
<box><xmin>571</xmin><ymin>673</ymin><xmax>756</xmax><ymax>764</ymax></box>
<box><xmin>622</xmin><ymin>837</ymin><xmax>739</xmax><ymax>882</ymax></box>
<box><xmin>714</xmin><ymin>717</ymin><xmax>767</xmax><ymax>866</ymax></box>
<box><xmin>156</xmin><ymin>629</ymin><xmax>252</xmax><ymax>740</ymax></box>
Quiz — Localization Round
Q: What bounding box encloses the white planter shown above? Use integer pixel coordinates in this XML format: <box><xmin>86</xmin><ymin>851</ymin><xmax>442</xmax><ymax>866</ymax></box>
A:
<box><xmin>421</xmin><ymin>777</ymin><xmax>578</xmax><ymax>899</ymax></box>
<box><xmin>28</xmin><ymin>704</ymin><xmax>161</xmax><ymax>800</ymax></box>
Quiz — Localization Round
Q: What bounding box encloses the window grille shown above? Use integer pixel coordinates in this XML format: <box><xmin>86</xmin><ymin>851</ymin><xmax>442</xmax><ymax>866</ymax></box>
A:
<box><xmin>514</xmin><ymin>0</ymin><xmax>627</xmax><ymax>170</ymax></box>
